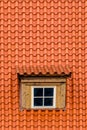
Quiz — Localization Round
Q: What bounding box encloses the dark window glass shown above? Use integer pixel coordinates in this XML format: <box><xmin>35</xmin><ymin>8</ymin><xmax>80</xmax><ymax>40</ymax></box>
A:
<box><xmin>34</xmin><ymin>88</ymin><xmax>43</xmax><ymax>96</ymax></box>
<box><xmin>34</xmin><ymin>98</ymin><xmax>43</xmax><ymax>106</ymax></box>
<box><xmin>44</xmin><ymin>98</ymin><xmax>53</xmax><ymax>106</ymax></box>
<box><xmin>33</xmin><ymin>87</ymin><xmax>54</xmax><ymax>107</ymax></box>
<box><xmin>44</xmin><ymin>88</ymin><xmax>53</xmax><ymax>96</ymax></box>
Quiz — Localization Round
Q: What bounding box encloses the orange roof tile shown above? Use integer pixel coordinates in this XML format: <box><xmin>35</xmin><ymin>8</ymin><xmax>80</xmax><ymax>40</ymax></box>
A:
<box><xmin>16</xmin><ymin>65</ymin><xmax>71</xmax><ymax>76</ymax></box>
<box><xmin>0</xmin><ymin>0</ymin><xmax>87</xmax><ymax>129</ymax></box>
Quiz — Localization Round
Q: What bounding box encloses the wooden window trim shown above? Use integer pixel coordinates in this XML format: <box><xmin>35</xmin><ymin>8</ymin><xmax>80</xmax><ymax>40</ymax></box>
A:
<box><xmin>20</xmin><ymin>76</ymin><xmax>67</xmax><ymax>110</ymax></box>
<box><xmin>21</xmin><ymin>77</ymin><xmax>66</xmax><ymax>83</ymax></box>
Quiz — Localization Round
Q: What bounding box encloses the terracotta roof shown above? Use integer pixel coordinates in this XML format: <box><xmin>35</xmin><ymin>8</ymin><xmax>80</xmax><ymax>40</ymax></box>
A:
<box><xmin>16</xmin><ymin>65</ymin><xmax>71</xmax><ymax>76</ymax></box>
<box><xmin>0</xmin><ymin>0</ymin><xmax>87</xmax><ymax>129</ymax></box>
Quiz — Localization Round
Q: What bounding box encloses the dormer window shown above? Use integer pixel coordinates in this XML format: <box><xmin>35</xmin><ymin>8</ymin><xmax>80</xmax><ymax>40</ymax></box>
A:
<box><xmin>17</xmin><ymin>65</ymin><xmax>71</xmax><ymax>110</ymax></box>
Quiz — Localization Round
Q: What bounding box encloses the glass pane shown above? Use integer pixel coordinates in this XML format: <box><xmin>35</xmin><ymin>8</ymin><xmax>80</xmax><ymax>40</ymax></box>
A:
<box><xmin>44</xmin><ymin>88</ymin><xmax>53</xmax><ymax>96</ymax></box>
<box><xmin>34</xmin><ymin>88</ymin><xmax>43</xmax><ymax>96</ymax></box>
<box><xmin>34</xmin><ymin>98</ymin><xmax>43</xmax><ymax>106</ymax></box>
<box><xmin>44</xmin><ymin>98</ymin><xmax>53</xmax><ymax>106</ymax></box>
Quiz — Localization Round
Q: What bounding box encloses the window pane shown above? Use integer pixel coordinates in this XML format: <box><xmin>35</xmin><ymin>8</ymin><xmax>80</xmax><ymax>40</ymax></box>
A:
<box><xmin>44</xmin><ymin>98</ymin><xmax>53</xmax><ymax>106</ymax></box>
<box><xmin>44</xmin><ymin>88</ymin><xmax>53</xmax><ymax>96</ymax></box>
<box><xmin>34</xmin><ymin>88</ymin><xmax>43</xmax><ymax>96</ymax></box>
<box><xmin>34</xmin><ymin>98</ymin><xmax>43</xmax><ymax>106</ymax></box>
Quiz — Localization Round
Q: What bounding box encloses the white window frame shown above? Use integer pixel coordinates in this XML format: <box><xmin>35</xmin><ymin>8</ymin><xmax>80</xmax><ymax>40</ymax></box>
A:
<box><xmin>31</xmin><ymin>86</ymin><xmax>56</xmax><ymax>109</ymax></box>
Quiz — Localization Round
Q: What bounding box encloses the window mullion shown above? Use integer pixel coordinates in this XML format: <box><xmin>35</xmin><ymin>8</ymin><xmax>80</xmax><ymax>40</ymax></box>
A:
<box><xmin>43</xmin><ymin>88</ymin><xmax>44</xmax><ymax>106</ymax></box>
